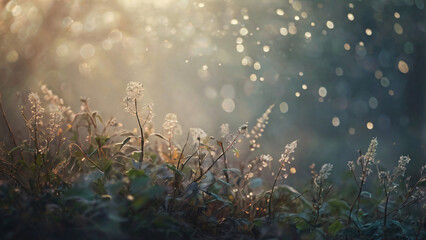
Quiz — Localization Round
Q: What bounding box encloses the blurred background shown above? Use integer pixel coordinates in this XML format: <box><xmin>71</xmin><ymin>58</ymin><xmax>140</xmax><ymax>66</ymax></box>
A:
<box><xmin>0</xmin><ymin>0</ymin><xmax>425</xmax><ymax>185</ymax></box>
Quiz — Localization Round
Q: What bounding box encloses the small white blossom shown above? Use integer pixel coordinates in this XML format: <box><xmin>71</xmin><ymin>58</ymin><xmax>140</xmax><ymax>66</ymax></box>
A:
<box><xmin>220</xmin><ymin>123</ymin><xmax>229</xmax><ymax>138</ymax></box>
<box><xmin>190</xmin><ymin>128</ymin><xmax>207</xmax><ymax>143</ymax></box>
<box><xmin>348</xmin><ymin>161</ymin><xmax>355</xmax><ymax>171</ymax></box>
<box><xmin>260</xmin><ymin>154</ymin><xmax>273</xmax><ymax>162</ymax></box>
<box><xmin>163</xmin><ymin>113</ymin><xmax>179</xmax><ymax>137</ymax></box>
<box><xmin>378</xmin><ymin>171</ymin><xmax>390</xmax><ymax>184</ymax></box>
<box><xmin>28</xmin><ymin>92</ymin><xmax>44</xmax><ymax>128</ymax></box>
<box><xmin>315</xmin><ymin>163</ymin><xmax>333</xmax><ymax>186</ymax></box>
<box><xmin>126</xmin><ymin>82</ymin><xmax>144</xmax><ymax>101</ymax></box>
<box><xmin>279</xmin><ymin>140</ymin><xmax>297</xmax><ymax>164</ymax></box>
<box><xmin>393</xmin><ymin>155</ymin><xmax>411</xmax><ymax>178</ymax></box>
<box><xmin>238</xmin><ymin>123</ymin><xmax>248</xmax><ymax>134</ymax></box>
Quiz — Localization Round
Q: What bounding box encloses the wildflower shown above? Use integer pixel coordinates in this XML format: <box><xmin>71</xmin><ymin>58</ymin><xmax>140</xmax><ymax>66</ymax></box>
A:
<box><xmin>123</xmin><ymin>82</ymin><xmax>145</xmax><ymax>114</ymax></box>
<box><xmin>315</xmin><ymin>163</ymin><xmax>333</xmax><ymax>186</ymax></box>
<box><xmin>46</xmin><ymin>111</ymin><xmax>63</xmax><ymax>141</ymax></box>
<box><xmin>246</xmin><ymin>105</ymin><xmax>274</xmax><ymax>151</ymax></box>
<box><xmin>378</xmin><ymin>171</ymin><xmax>390</xmax><ymax>184</ymax></box>
<box><xmin>420</xmin><ymin>165</ymin><xmax>426</xmax><ymax>176</ymax></box>
<box><xmin>220</xmin><ymin>123</ymin><xmax>229</xmax><ymax>138</ymax></box>
<box><xmin>362</xmin><ymin>137</ymin><xmax>378</xmax><ymax>176</ymax></box>
<box><xmin>238</xmin><ymin>123</ymin><xmax>248</xmax><ymax>134</ymax></box>
<box><xmin>143</xmin><ymin>102</ymin><xmax>154</xmax><ymax>123</ymax></box>
<box><xmin>41</xmin><ymin>85</ymin><xmax>75</xmax><ymax>122</ymax></box>
<box><xmin>319</xmin><ymin>163</ymin><xmax>333</xmax><ymax>180</ymax></box>
<box><xmin>28</xmin><ymin>92</ymin><xmax>44</xmax><ymax>128</ymax></box>
<box><xmin>163</xmin><ymin>113</ymin><xmax>179</xmax><ymax>137</ymax></box>
<box><xmin>125</xmin><ymin>82</ymin><xmax>144</xmax><ymax>101</ymax></box>
<box><xmin>348</xmin><ymin>161</ymin><xmax>355</xmax><ymax>171</ymax></box>
<box><xmin>364</xmin><ymin>137</ymin><xmax>378</xmax><ymax>162</ymax></box>
<box><xmin>393</xmin><ymin>155</ymin><xmax>411</xmax><ymax>178</ymax></box>
<box><xmin>260</xmin><ymin>154</ymin><xmax>273</xmax><ymax>162</ymax></box>
<box><xmin>279</xmin><ymin>140</ymin><xmax>298</xmax><ymax>164</ymax></box>
<box><xmin>190</xmin><ymin>128</ymin><xmax>207</xmax><ymax>143</ymax></box>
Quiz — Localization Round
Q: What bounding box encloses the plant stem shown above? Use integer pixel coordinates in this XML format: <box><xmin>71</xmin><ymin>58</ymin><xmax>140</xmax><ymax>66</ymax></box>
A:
<box><xmin>268</xmin><ymin>164</ymin><xmax>284</xmax><ymax>221</ymax></box>
<box><xmin>170</xmin><ymin>132</ymin><xmax>190</xmax><ymax>211</ymax></box>
<box><xmin>315</xmin><ymin>180</ymin><xmax>323</xmax><ymax>223</ymax></box>
<box><xmin>69</xmin><ymin>143</ymin><xmax>103</xmax><ymax>172</ymax></box>
<box><xmin>348</xmin><ymin>175</ymin><xmax>365</xmax><ymax>226</ymax></box>
<box><xmin>134</xmin><ymin>99</ymin><xmax>144</xmax><ymax>169</ymax></box>
<box><xmin>382</xmin><ymin>180</ymin><xmax>390</xmax><ymax>227</ymax></box>
<box><xmin>219</xmin><ymin>142</ymin><xmax>229</xmax><ymax>184</ymax></box>
<box><xmin>0</xmin><ymin>93</ymin><xmax>23</xmax><ymax>161</ymax></box>
<box><xmin>192</xmin><ymin>132</ymin><xmax>240</xmax><ymax>182</ymax></box>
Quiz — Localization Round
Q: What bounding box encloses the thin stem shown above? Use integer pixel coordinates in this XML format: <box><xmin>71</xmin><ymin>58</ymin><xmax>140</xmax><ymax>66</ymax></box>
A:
<box><xmin>220</xmin><ymin>142</ymin><xmax>229</xmax><ymax>184</ymax></box>
<box><xmin>383</xmin><ymin>182</ymin><xmax>389</xmax><ymax>227</ymax></box>
<box><xmin>348</xmin><ymin>175</ymin><xmax>365</xmax><ymax>226</ymax></box>
<box><xmin>351</xmin><ymin>169</ymin><xmax>360</xmax><ymax>188</ymax></box>
<box><xmin>268</xmin><ymin>164</ymin><xmax>284</xmax><ymax>221</ymax></box>
<box><xmin>176</xmin><ymin>132</ymin><xmax>190</xmax><ymax>171</ymax></box>
<box><xmin>171</xmin><ymin>132</ymin><xmax>190</xmax><ymax>210</ymax></box>
<box><xmin>134</xmin><ymin>99</ymin><xmax>144</xmax><ymax>169</ymax></box>
<box><xmin>193</xmin><ymin>132</ymin><xmax>241</xmax><ymax>182</ymax></box>
<box><xmin>69</xmin><ymin>143</ymin><xmax>103</xmax><ymax>172</ymax></box>
<box><xmin>0</xmin><ymin>93</ymin><xmax>23</xmax><ymax>161</ymax></box>
<box><xmin>181</xmin><ymin>150</ymin><xmax>198</xmax><ymax>170</ymax></box>
<box><xmin>315</xmin><ymin>180</ymin><xmax>323</xmax><ymax>223</ymax></box>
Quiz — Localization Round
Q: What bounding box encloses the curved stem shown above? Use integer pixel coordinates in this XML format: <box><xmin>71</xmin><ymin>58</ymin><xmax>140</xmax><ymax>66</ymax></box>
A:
<box><xmin>134</xmin><ymin>99</ymin><xmax>144</xmax><ymax>169</ymax></box>
<box><xmin>268</xmin><ymin>164</ymin><xmax>284</xmax><ymax>221</ymax></box>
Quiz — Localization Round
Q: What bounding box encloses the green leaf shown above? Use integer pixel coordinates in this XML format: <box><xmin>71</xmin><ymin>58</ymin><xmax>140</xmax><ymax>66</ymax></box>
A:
<box><xmin>126</xmin><ymin>169</ymin><xmax>146</xmax><ymax>179</ymax></box>
<box><xmin>95</xmin><ymin>114</ymin><xmax>103</xmax><ymax>124</ymax></box>
<box><xmin>361</xmin><ymin>191</ymin><xmax>372</xmax><ymax>198</ymax></box>
<box><xmin>328</xmin><ymin>220</ymin><xmax>344</xmax><ymax>236</ymax></box>
<box><xmin>327</xmin><ymin>199</ymin><xmax>350</xmax><ymax>216</ymax></box>
<box><xmin>95</xmin><ymin>135</ymin><xmax>110</xmax><ymax>146</ymax></box>
<box><xmin>164</xmin><ymin>164</ymin><xmax>184</xmax><ymax>176</ymax></box>
<box><xmin>218</xmin><ymin>179</ymin><xmax>232</xmax><ymax>187</ymax></box>
<box><xmin>150</xmin><ymin>133</ymin><xmax>168</xmax><ymax>141</ymax></box>
<box><xmin>222</xmin><ymin>168</ymin><xmax>241</xmax><ymax>175</ymax></box>
<box><xmin>203</xmin><ymin>190</ymin><xmax>229</xmax><ymax>204</ymax></box>
<box><xmin>119</xmin><ymin>137</ymin><xmax>131</xmax><ymax>151</ymax></box>
<box><xmin>249</xmin><ymin>178</ymin><xmax>263</xmax><ymax>188</ymax></box>
<box><xmin>7</xmin><ymin>146</ymin><xmax>21</xmax><ymax>155</ymax></box>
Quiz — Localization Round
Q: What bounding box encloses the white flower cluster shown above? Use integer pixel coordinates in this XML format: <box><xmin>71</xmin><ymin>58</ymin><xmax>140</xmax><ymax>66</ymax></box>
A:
<box><xmin>238</xmin><ymin>123</ymin><xmax>248</xmax><ymax>134</ymax></box>
<box><xmin>275</xmin><ymin>140</ymin><xmax>298</xmax><ymax>179</ymax></box>
<box><xmin>352</xmin><ymin>137</ymin><xmax>377</xmax><ymax>177</ymax></box>
<box><xmin>279</xmin><ymin>140</ymin><xmax>297</xmax><ymax>164</ymax></box>
<box><xmin>314</xmin><ymin>163</ymin><xmax>333</xmax><ymax>186</ymax></box>
<box><xmin>260</xmin><ymin>154</ymin><xmax>273</xmax><ymax>166</ymax></box>
<box><xmin>41</xmin><ymin>85</ymin><xmax>75</xmax><ymax>122</ymax></box>
<box><xmin>46</xmin><ymin>111</ymin><xmax>63</xmax><ymax>141</ymax></box>
<box><xmin>320</xmin><ymin>163</ymin><xmax>333</xmax><ymax>180</ymax></box>
<box><xmin>162</xmin><ymin>113</ymin><xmax>179</xmax><ymax>137</ymax></box>
<box><xmin>246</xmin><ymin>104</ymin><xmax>274</xmax><ymax>151</ymax></box>
<box><xmin>123</xmin><ymin>82</ymin><xmax>144</xmax><ymax>114</ymax></box>
<box><xmin>220</xmin><ymin>123</ymin><xmax>229</xmax><ymax>138</ymax></box>
<box><xmin>244</xmin><ymin>154</ymin><xmax>273</xmax><ymax>180</ymax></box>
<box><xmin>28</xmin><ymin>92</ymin><xmax>44</xmax><ymax>129</ymax></box>
<box><xmin>190</xmin><ymin>128</ymin><xmax>207</xmax><ymax>144</ymax></box>
<box><xmin>393</xmin><ymin>155</ymin><xmax>411</xmax><ymax>177</ymax></box>
<box><xmin>347</xmin><ymin>161</ymin><xmax>355</xmax><ymax>171</ymax></box>
<box><xmin>126</xmin><ymin>82</ymin><xmax>144</xmax><ymax>101</ymax></box>
<box><xmin>378</xmin><ymin>171</ymin><xmax>390</xmax><ymax>184</ymax></box>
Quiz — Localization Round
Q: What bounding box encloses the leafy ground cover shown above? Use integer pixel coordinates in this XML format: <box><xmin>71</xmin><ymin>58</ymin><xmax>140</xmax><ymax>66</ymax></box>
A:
<box><xmin>0</xmin><ymin>83</ymin><xmax>424</xmax><ymax>239</ymax></box>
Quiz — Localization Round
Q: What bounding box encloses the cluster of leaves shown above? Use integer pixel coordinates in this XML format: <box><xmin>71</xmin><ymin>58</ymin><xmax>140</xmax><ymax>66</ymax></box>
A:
<box><xmin>0</xmin><ymin>87</ymin><xmax>424</xmax><ymax>240</ymax></box>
